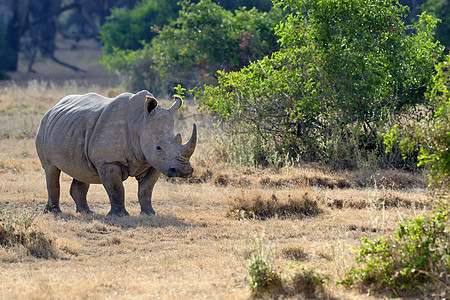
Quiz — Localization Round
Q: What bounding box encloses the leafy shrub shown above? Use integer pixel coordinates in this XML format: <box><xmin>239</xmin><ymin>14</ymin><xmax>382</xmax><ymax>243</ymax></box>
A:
<box><xmin>417</xmin><ymin>56</ymin><xmax>450</xmax><ymax>192</ymax></box>
<box><xmin>246</xmin><ymin>234</ymin><xmax>283</xmax><ymax>295</ymax></box>
<box><xmin>245</xmin><ymin>234</ymin><xmax>329</xmax><ymax>297</ymax></box>
<box><xmin>197</xmin><ymin>0</ymin><xmax>443</xmax><ymax>168</ymax></box>
<box><xmin>422</xmin><ymin>0</ymin><xmax>450</xmax><ymax>52</ymax></box>
<box><xmin>342</xmin><ymin>53</ymin><xmax>450</xmax><ymax>298</ymax></box>
<box><xmin>101</xmin><ymin>44</ymin><xmax>169</xmax><ymax>94</ymax></box>
<box><xmin>153</xmin><ymin>0</ymin><xmax>282</xmax><ymax>79</ymax></box>
<box><xmin>338</xmin><ymin>206</ymin><xmax>449</xmax><ymax>296</ymax></box>
<box><xmin>383</xmin><ymin>54</ymin><xmax>450</xmax><ymax>192</ymax></box>
<box><xmin>100</xmin><ymin>0</ymin><xmax>180</xmax><ymax>54</ymax></box>
<box><xmin>101</xmin><ymin>0</ymin><xmax>283</xmax><ymax>95</ymax></box>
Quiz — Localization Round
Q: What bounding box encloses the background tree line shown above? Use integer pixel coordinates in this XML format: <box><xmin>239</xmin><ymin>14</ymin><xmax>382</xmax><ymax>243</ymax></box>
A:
<box><xmin>0</xmin><ymin>0</ymin><xmax>272</xmax><ymax>78</ymax></box>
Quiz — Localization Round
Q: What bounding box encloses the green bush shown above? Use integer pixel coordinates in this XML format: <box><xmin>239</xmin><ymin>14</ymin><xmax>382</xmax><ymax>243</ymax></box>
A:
<box><xmin>153</xmin><ymin>0</ymin><xmax>282</xmax><ymax>77</ymax></box>
<box><xmin>245</xmin><ymin>234</ymin><xmax>329</xmax><ymax>297</ymax></box>
<box><xmin>342</xmin><ymin>53</ymin><xmax>450</xmax><ymax>298</ymax></box>
<box><xmin>197</xmin><ymin>0</ymin><xmax>443</xmax><ymax>168</ymax></box>
<box><xmin>101</xmin><ymin>0</ymin><xmax>283</xmax><ymax>94</ymax></box>
<box><xmin>383</xmin><ymin>54</ymin><xmax>450</xmax><ymax>191</ymax></box>
<box><xmin>246</xmin><ymin>234</ymin><xmax>283</xmax><ymax>294</ymax></box>
<box><xmin>422</xmin><ymin>0</ymin><xmax>450</xmax><ymax>52</ymax></box>
<box><xmin>100</xmin><ymin>0</ymin><xmax>180</xmax><ymax>54</ymax></box>
<box><xmin>338</xmin><ymin>206</ymin><xmax>449</xmax><ymax>296</ymax></box>
<box><xmin>417</xmin><ymin>56</ymin><xmax>450</xmax><ymax>191</ymax></box>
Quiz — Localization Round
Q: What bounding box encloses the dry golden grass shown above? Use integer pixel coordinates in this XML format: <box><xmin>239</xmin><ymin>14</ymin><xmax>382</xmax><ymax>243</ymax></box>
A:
<box><xmin>0</xmin><ymin>80</ymin><xmax>435</xmax><ymax>299</ymax></box>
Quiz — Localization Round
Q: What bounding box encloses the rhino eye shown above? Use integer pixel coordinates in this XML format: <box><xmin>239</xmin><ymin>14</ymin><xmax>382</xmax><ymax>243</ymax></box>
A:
<box><xmin>156</xmin><ymin>146</ymin><xmax>162</xmax><ymax>151</ymax></box>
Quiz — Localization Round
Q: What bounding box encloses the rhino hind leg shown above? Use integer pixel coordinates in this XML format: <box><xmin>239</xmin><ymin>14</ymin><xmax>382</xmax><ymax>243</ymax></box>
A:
<box><xmin>70</xmin><ymin>179</ymin><xmax>93</xmax><ymax>214</ymax></box>
<box><xmin>43</xmin><ymin>164</ymin><xmax>62</xmax><ymax>214</ymax></box>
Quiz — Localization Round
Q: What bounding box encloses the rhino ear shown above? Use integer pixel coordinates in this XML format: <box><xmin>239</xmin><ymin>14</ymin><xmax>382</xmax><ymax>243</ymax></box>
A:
<box><xmin>168</xmin><ymin>96</ymin><xmax>182</xmax><ymax>115</ymax></box>
<box><xmin>144</xmin><ymin>95</ymin><xmax>158</xmax><ymax>116</ymax></box>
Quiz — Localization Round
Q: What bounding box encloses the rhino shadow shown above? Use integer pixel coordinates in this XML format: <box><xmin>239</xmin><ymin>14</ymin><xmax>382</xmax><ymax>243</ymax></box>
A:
<box><xmin>53</xmin><ymin>212</ymin><xmax>198</xmax><ymax>229</ymax></box>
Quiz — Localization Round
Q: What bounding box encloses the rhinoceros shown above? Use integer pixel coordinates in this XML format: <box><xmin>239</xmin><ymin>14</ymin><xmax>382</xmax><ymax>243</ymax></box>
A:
<box><xmin>35</xmin><ymin>90</ymin><xmax>196</xmax><ymax>216</ymax></box>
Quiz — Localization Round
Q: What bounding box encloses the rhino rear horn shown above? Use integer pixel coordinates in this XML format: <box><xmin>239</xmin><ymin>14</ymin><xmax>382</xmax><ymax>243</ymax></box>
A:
<box><xmin>181</xmin><ymin>124</ymin><xmax>197</xmax><ymax>159</ymax></box>
<box><xmin>168</xmin><ymin>96</ymin><xmax>183</xmax><ymax>115</ymax></box>
<box><xmin>173</xmin><ymin>133</ymin><xmax>182</xmax><ymax>145</ymax></box>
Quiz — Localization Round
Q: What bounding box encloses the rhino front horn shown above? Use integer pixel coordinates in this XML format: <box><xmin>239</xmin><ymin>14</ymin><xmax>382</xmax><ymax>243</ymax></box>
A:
<box><xmin>181</xmin><ymin>124</ymin><xmax>197</xmax><ymax>159</ymax></box>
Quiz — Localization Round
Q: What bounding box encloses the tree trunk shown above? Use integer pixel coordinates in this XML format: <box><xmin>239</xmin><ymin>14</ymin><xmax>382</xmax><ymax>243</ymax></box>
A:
<box><xmin>1</xmin><ymin>0</ymin><xmax>31</xmax><ymax>71</ymax></box>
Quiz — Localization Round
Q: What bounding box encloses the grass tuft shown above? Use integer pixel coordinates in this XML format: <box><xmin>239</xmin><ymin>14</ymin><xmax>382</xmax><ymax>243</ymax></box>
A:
<box><xmin>291</xmin><ymin>267</ymin><xmax>330</xmax><ymax>298</ymax></box>
<box><xmin>0</xmin><ymin>204</ymin><xmax>57</xmax><ymax>260</ymax></box>
<box><xmin>281</xmin><ymin>245</ymin><xmax>308</xmax><ymax>261</ymax></box>
<box><xmin>228</xmin><ymin>190</ymin><xmax>323</xmax><ymax>220</ymax></box>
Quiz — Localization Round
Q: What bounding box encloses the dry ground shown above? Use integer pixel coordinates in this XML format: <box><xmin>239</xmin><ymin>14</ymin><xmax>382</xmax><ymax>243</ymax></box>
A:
<box><xmin>0</xmin><ymin>47</ymin><xmax>434</xmax><ymax>299</ymax></box>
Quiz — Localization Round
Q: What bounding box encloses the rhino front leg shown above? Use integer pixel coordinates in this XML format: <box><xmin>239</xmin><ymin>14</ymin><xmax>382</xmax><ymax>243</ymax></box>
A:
<box><xmin>70</xmin><ymin>179</ymin><xmax>92</xmax><ymax>214</ymax></box>
<box><xmin>98</xmin><ymin>164</ymin><xmax>129</xmax><ymax>217</ymax></box>
<box><xmin>43</xmin><ymin>164</ymin><xmax>62</xmax><ymax>213</ymax></box>
<box><xmin>137</xmin><ymin>167</ymin><xmax>160</xmax><ymax>215</ymax></box>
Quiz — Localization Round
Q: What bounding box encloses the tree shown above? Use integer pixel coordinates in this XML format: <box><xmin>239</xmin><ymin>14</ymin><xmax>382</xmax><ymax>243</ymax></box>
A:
<box><xmin>385</xmin><ymin>55</ymin><xmax>450</xmax><ymax>191</ymax></box>
<box><xmin>0</xmin><ymin>0</ymin><xmax>136</xmax><ymax>74</ymax></box>
<box><xmin>101</xmin><ymin>0</ymin><xmax>283</xmax><ymax>94</ymax></box>
<box><xmin>419</xmin><ymin>56</ymin><xmax>450</xmax><ymax>191</ymax></box>
<box><xmin>198</xmin><ymin>0</ymin><xmax>443</xmax><ymax>168</ymax></box>
<box><xmin>100</xmin><ymin>0</ymin><xmax>180</xmax><ymax>54</ymax></box>
<box><xmin>0</xmin><ymin>0</ymin><xmax>31</xmax><ymax>71</ymax></box>
<box><xmin>422</xmin><ymin>0</ymin><xmax>450</xmax><ymax>51</ymax></box>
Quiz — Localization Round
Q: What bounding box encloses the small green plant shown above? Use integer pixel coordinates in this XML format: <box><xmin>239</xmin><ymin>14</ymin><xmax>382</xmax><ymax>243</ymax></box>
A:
<box><xmin>245</xmin><ymin>234</ymin><xmax>330</xmax><ymax>297</ymax></box>
<box><xmin>1</xmin><ymin>203</ymin><xmax>36</xmax><ymax>230</ymax></box>
<box><xmin>246</xmin><ymin>234</ymin><xmax>283</xmax><ymax>295</ymax></box>
<box><xmin>173</xmin><ymin>84</ymin><xmax>186</xmax><ymax>99</ymax></box>
<box><xmin>338</xmin><ymin>205</ymin><xmax>449</xmax><ymax>296</ymax></box>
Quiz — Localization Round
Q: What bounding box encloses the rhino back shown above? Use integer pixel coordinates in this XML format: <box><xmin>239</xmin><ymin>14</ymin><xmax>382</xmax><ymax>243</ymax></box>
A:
<box><xmin>36</xmin><ymin>92</ymin><xmax>134</xmax><ymax>183</ymax></box>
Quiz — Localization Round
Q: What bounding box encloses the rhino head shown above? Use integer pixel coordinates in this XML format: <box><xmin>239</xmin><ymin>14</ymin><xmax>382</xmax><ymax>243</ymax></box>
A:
<box><xmin>139</xmin><ymin>95</ymin><xmax>196</xmax><ymax>178</ymax></box>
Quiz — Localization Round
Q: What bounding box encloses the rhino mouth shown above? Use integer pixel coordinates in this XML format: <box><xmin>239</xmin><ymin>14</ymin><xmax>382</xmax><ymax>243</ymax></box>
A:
<box><xmin>167</xmin><ymin>166</ymin><xmax>193</xmax><ymax>178</ymax></box>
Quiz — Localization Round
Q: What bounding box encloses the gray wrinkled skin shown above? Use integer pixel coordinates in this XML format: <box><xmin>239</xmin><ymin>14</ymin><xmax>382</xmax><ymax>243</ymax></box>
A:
<box><xmin>35</xmin><ymin>90</ymin><xmax>197</xmax><ymax>216</ymax></box>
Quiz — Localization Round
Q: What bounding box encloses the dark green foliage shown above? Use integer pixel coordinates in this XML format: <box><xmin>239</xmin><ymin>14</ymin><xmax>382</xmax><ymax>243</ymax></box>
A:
<box><xmin>344</xmin><ymin>52</ymin><xmax>450</xmax><ymax>299</ymax></box>
<box><xmin>383</xmin><ymin>54</ymin><xmax>450</xmax><ymax>191</ymax></box>
<box><xmin>212</xmin><ymin>0</ymin><xmax>273</xmax><ymax>11</ymax></box>
<box><xmin>197</xmin><ymin>0</ymin><xmax>443</xmax><ymax>168</ymax></box>
<box><xmin>100</xmin><ymin>0</ymin><xmax>180</xmax><ymax>53</ymax></box>
<box><xmin>422</xmin><ymin>0</ymin><xmax>450</xmax><ymax>51</ymax></box>
<box><xmin>101</xmin><ymin>0</ymin><xmax>283</xmax><ymax>94</ymax></box>
<box><xmin>417</xmin><ymin>56</ymin><xmax>450</xmax><ymax>191</ymax></box>
<box><xmin>339</xmin><ymin>206</ymin><xmax>449</xmax><ymax>296</ymax></box>
<box><xmin>153</xmin><ymin>0</ymin><xmax>282</xmax><ymax>82</ymax></box>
